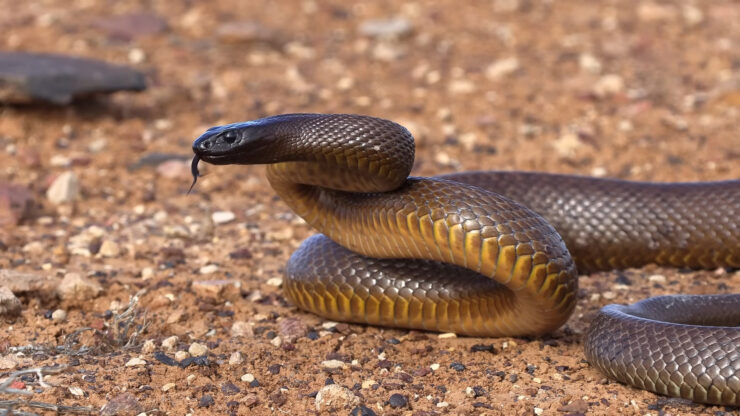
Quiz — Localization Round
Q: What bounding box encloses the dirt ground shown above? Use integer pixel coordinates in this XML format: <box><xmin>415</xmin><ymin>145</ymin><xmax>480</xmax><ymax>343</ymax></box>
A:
<box><xmin>1</xmin><ymin>0</ymin><xmax>739</xmax><ymax>415</ymax></box>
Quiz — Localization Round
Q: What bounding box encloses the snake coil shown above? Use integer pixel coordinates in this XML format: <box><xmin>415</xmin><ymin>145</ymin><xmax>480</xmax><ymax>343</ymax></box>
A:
<box><xmin>192</xmin><ymin>113</ymin><xmax>739</xmax><ymax>406</ymax></box>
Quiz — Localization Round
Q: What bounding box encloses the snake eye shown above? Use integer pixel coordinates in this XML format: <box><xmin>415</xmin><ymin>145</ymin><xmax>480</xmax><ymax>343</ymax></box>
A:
<box><xmin>222</xmin><ymin>130</ymin><xmax>238</xmax><ymax>144</ymax></box>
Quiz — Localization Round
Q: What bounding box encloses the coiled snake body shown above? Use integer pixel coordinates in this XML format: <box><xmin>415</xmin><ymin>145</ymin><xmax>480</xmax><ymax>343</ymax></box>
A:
<box><xmin>192</xmin><ymin>113</ymin><xmax>740</xmax><ymax>406</ymax></box>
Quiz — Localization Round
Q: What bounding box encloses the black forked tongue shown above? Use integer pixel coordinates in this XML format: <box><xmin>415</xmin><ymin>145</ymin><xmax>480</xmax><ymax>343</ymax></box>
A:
<box><xmin>188</xmin><ymin>154</ymin><xmax>200</xmax><ymax>194</ymax></box>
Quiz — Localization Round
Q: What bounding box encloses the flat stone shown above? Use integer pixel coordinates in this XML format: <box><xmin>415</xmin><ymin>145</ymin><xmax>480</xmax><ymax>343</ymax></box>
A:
<box><xmin>0</xmin><ymin>52</ymin><xmax>146</xmax><ymax>105</ymax></box>
<box><xmin>0</xmin><ymin>183</ymin><xmax>35</xmax><ymax>226</ymax></box>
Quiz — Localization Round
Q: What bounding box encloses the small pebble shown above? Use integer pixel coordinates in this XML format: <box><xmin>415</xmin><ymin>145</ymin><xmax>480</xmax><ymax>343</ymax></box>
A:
<box><xmin>534</xmin><ymin>407</ymin><xmax>544</xmax><ymax>415</ymax></box>
<box><xmin>315</xmin><ymin>384</ymin><xmax>361</xmax><ymax>412</ymax></box>
<box><xmin>199</xmin><ymin>394</ymin><xmax>214</xmax><ymax>408</ymax></box>
<box><xmin>602</xmin><ymin>291</ymin><xmax>617</xmax><ymax>300</ymax></box>
<box><xmin>98</xmin><ymin>240</ymin><xmax>121</xmax><ymax>257</ymax></box>
<box><xmin>437</xmin><ymin>401</ymin><xmax>449</xmax><ymax>408</ymax></box>
<box><xmin>229</xmin><ymin>352</ymin><xmax>244</xmax><ymax>365</ymax></box>
<box><xmin>322</xmin><ymin>360</ymin><xmax>346</xmax><ymax>371</ymax></box>
<box><xmin>361</xmin><ymin>379</ymin><xmax>377</xmax><ymax>389</ymax></box>
<box><xmin>266</xmin><ymin>277</ymin><xmax>283</xmax><ymax>287</ymax></box>
<box><xmin>46</xmin><ymin>171</ymin><xmax>80</xmax><ymax>204</ymax></box>
<box><xmin>450</xmin><ymin>362</ymin><xmax>466</xmax><ymax>372</ymax></box>
<box><xmin>188</xmin><ymin>342</ymin><xmax>208</xmax><ymax>356</ymax></box>
<box><xmin>161</xmin><ymin>336</ymin><xmax>178</xmax><ymax>351</ymax></box>
<box><xmin>241</xmin><ymin>373</ymin><xmax>255</xmax><ymax>382</ymax></box>
<box><xmin>388</xmin><ymin>393</ymin><xmax>408</xmax><ymax>409</ymax></box>
<box><xmin>68</xmin><ymin>386</ymin><xmax>84</xmax><ymax>397</ymax></box>
<box><xmin>199</xmin><ymin>264</ymin><xmax>219</xmax><ymax>275</ymax></box>
<box><xmin>438</xmin><ymin>332</ymin><xmax>457</xmax><ymax>339</ymax></box>
<box><xmin>125</xmin><ymin>357</ymin><xmax>146</xmax><ymax>367</ymax></box>
<box><xmin>430</xmin><ymin>363</ymin><xmax>440</xmax><ymax>371</ymax></box>
<box><xmin>270</xmin><ymin>336</ymin><xmax>283</xmax><ymax>347</ymax></box>
<box><xmin>162</xmin><ymin>383</ymin><xmax>176</xmax><ymax>392</ymax></box>
<box><xmin>174</xmin><ymin>351</ymin><xmax>190</xmax><ymax>361</ymax></box>
<box><xmin>211</xmin><ymin>211</ymin><xmax>236</xmax><ymax>225</ymax></box>
<box><xmin>141</xmin><ymin>339</ymin><xmax>156</xmax><ymax>354</ymax></box>
<box><xmin>648</xmin><ymin>274</ymin><xmax>667</xmax><ymax>284</ymax></box>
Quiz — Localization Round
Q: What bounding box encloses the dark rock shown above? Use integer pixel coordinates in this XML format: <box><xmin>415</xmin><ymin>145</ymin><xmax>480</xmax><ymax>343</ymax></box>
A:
<box><xmin>350</xmin><ymin>405</ymin><xmax>377</xmax><ymax>416</ymax></box>
<box><xmin>388</xmin><ymin>393</ymin><xmax>408</xmax><ymax>409</ymax></box>
<box><xmin>449</xmin><ymin>362</ymin><xmax>466</xmax><ymax>372</ymax></box>
<box><xmin>269</xmin><ymin>390</ymin><xmax>287</xmax><ymax>406</ymax></box>
<box><xmin>470</xmin><ymin>344</ymin><xmax>496</xmax><ymax>353</ymax></box>
<box><xmin>221</xmin><ymin>382</ymin><xmax>241</xmax><ymax>396</ymax></box>
<box><xmin>0</xmin><ymin>52</ymin><xmax>146</xmax><ymax>104</ymax></box>
<box><xmin>179</xmin><ymin>355</ymin><xmax>209</xmax><ymax>368</ymax></box>
<box><xmin>153</xmin><ymin>351</ymin><xmax>178</xmax><ymax>366</ymax></box>
<box><xmin>198</xmin><ymin>395</ymin><xmax>215</xmax><ymax>408</ymax></box>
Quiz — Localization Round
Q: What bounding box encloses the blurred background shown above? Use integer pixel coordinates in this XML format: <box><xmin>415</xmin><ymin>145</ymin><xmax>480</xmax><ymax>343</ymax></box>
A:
<box><xmin>0</xmin><ymin>1</ymin><xmax>738</xmax><ymax>414</ymax></box>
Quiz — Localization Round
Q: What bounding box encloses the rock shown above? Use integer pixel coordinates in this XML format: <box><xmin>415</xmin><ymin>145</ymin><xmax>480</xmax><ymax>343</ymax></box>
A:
<box><xmin>92</xmin><ymin>12</ymin><xmax>168</xmax><ymax>41</ymax></box>
<box><xmin>0</xmin><ymin>183</ymin><xmax>35</xmax><ymax>226</ymax></box>
<box><xmin>278</xmin><ymin>317</ymin><xmax>308</xmax><ymax>343</ymax></box>
<box><xmin>216</xmin><ymin>21</ymin><xmax>285</xmax><ymax>47</ymax></box>
<box><xmin>266</xmin><ymin>277</ymin><xmax>283</xmax><ymax>287</ymax></box>
<box><xmin>0</xmin><ymin>355</ymin><xmax>18</xmax><ymax>370</ymax></box>
<box><xmin>199</xmin><ymin>264</ymin><xmax>219</xmax><ymax>275</ymax></box>
<box><xmin>648</xmin><ymin>274</ymin><xmax>667</xmax><ymax>284</ymax></box>
<box><xmin>0</xmin><ymin>286</ymin><xmax>22</xmax><ymax>317</ymax></box>
<box><xmin>188</xmin><ymin>342</ymin><xmax>208</xmax><ymax>356</ymax></box>
<box><xmin>211</xmin><ymin>210</ymin><xmax>236</xmax><ymax>225</ymax></box>
<box><xmin>322</xmin><ymin>360</ymin><xmax>347</xmax><ymax>372</ymax></box>
<box><xmin>56</xmin><ymin>273</ymin><xmax>102</xmax><ymax>302</ymax></box>
<box><xmin>100</xmin><ymin>392</ymin><xmax>143</xmax><ymax>416</ymax></box>
<box><xmin>315</xmin><ymin>384</ymin><xmax>361</xmax><ymax>412</ymax></box>
<box><xmin>388</xmin><ymin>393</ymin><xmax>408</xmax><ymax>409</ymax></box>
<box><xmin>125</xmin><ymin>357</ymin><xmax>146</xmax><ymax>367</ymax></box>
<box><xmin>229</xmin><ymin>352</ymin><xmax>244</xmax><ymax>365</ymax></box>
<box><xmin>359</xmin><ymin>18</ymin><xmax>413</xmax><ymax>39</ymax></box>
<box><xmin>485</xmin><ymin>57</ymin><xmax>520</xmax><ymax>80</ymax></box>
<box><xmin>46</xmin><ymin>172</ymin><xmax>80</xmax><ymax>204</ymax></box>
<box><xmin>161</xmin><ymin>336</ymin><xmax>178</xmax><ymax>351</ymax></box>
<box><xmin>558</xmin><ymin>398</ymin><xmax>589</xmax><ymax>413</ymax></box>
<box><xmin>241</xmin><ymin>373</ymin><xmax>255</xmax><ymax>383</ymax></box>
<box><xmin>231</xmin><ymin>321</ymin><xmax>253</xmax><ymax>337</ymax></box>
<box><xmin>141</xmin><ymin>340</ymin><xmax>156</xmax><ymax>354</ymax></box>
<box><xmin>51</xmin><ymin>309</ymin><xmax>67</xmax><ymax>322</ymax></box>
<box><xmin>0</xmin><ymin>270</ymin><xmax>58</xmax><ymax>293</ymax></box>
<box><xmin>0</xmin><ymin>52</ymin><xmax>146</xmax><ymax>105</ymax></box>
<box><xmin>98</xmin><ymin>240</ymin><xmax>121</xmax><ymax>257</ymax></box>
<box><xmin>162</xmin><ymin>383</ymin><xmax>176</xmax><ymax>392</ymax></box>
<box><xmin>174</xmin><ymin>351</ymin><xmax>190</xmax><ymax>361</ymax></box>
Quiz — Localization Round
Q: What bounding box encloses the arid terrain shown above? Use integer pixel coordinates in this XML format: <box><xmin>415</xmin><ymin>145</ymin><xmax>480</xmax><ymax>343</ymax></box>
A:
<box><xmin>0</xmin><ymin>0</ymin><xmax>738</xmax><ymax>415</ymax></box>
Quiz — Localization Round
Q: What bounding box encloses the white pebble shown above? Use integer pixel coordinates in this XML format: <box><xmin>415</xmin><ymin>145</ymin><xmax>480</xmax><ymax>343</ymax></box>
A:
<box><xmin>188</xmin><ymin>342</ymin><xmax>208</xmax><ymax>356</ymax></box>
<box><xmin>241</xmin><ymin>373</ymin><xmax>255</xmax><ymax>382</ymax></box>
<box><xmin>211</xmin><ymin>211</ymin><xmax>236</xmax><ymax>225</ymax></box>
<box><xmin>51</xmin><ymin>309</ymin><xmax>67</xmax><ymax>322</ymax></box>
<box><xmin>125</xmin><ymin>357</ymin><xmax>147</xmax><ymax>367</ymax></box>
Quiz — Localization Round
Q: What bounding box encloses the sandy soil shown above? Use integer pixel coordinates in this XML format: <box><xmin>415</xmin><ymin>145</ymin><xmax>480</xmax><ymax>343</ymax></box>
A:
<box><xmin>1</xmin><ymin>0</ymin><xmax>739</xmax><ymax>415</ymax></box>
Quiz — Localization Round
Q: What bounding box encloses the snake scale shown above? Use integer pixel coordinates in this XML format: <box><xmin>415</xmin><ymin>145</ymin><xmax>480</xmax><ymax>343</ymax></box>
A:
<box><xmin>191</xmin><ymin>113</ymin><xmax>739</xmax><ymax>406</ymax></box>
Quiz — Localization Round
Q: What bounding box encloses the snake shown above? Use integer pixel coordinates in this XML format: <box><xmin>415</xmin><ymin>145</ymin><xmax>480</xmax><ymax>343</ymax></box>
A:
<box><xmin>190</xmin><ymin>113</ymin><xmax>740</xmax><ymax>406</ymax></box>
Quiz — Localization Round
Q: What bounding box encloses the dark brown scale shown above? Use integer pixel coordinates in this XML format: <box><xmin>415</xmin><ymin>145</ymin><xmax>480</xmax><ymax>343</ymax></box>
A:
<box><xmin>192</xmin><ymin>113</ymin><xmax>740</xmax><ymax>406</ymax></box>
